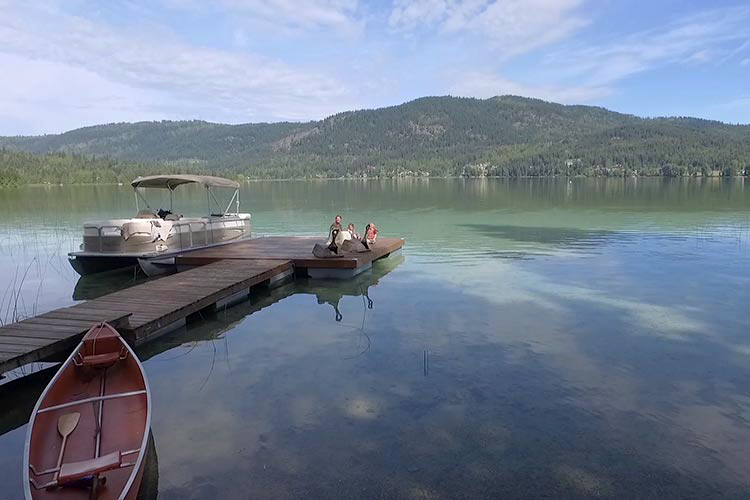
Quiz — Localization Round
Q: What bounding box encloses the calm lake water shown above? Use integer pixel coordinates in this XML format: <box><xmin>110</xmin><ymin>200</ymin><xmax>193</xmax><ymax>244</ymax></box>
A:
<box><xmin>1</xmin><ymin>178</ymin><xmax>749</xmax><ymax>499</ymax></box>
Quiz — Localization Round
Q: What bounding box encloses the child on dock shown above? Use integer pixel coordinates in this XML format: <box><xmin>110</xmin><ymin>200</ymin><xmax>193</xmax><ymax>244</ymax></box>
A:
<box><xmin>347</xmin><ymin>223</ymin><xmax>360</xmax><ymax>240</ymax></box>
<box><xmin>364</xmin><ymin>223</ymin><xmax>378</xmax><ymax>245</ymax></box>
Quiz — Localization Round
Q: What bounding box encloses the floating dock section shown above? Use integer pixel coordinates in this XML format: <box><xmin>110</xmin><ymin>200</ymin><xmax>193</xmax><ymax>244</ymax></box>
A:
<box><xmin>176</xmin><ymin>236</ymin><xmax>404</xmax><ymax>279</ymax></box>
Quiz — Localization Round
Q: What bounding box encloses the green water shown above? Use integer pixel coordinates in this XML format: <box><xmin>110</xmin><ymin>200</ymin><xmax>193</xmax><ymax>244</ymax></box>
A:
<box><xmin>1</xmin><ymin>178</ymin><xmax>749</xmax><ymax>499</ymax></box>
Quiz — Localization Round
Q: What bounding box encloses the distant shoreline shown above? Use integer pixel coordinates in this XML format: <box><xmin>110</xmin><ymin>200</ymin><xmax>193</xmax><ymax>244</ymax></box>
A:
<box><xmin>10</xmin><ymin>174</ymin><xmax>746</xmax><ymax>188</ymax></box>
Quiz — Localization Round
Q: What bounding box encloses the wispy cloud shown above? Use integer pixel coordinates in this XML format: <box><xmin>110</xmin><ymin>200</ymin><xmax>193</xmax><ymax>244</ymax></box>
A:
<box><xmin>167</xmin><ymin>0</ymin><xmax>363</xmax><ymax>36</ymax></box>
<box><xmin>449</xmin><ymin>4</ymin><xmax>750</xmax><ymax>109</ymax></box>
<box><xmin>389</xmin><ymin>0</ymin><xmax>588</xmax><ymax>59</ymax></box>
<box><xmin>544</xmin><ymin>5</ymin><xmax>750</xmax><ymax>86</ymax></box>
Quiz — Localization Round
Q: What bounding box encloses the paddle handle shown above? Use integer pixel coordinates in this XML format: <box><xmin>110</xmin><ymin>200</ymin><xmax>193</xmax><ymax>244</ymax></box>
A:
<box><xmin>53</xmin><ymin>434</ymin><xmax>68</xmax><ymax>481</ymax></box>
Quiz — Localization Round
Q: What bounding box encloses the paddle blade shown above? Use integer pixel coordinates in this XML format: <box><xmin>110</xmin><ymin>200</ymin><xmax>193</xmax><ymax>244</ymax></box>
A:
<box><xmin>58</xmin><ymin>412</ymin><xmax>81</xmax><ymax>437</ymax></box>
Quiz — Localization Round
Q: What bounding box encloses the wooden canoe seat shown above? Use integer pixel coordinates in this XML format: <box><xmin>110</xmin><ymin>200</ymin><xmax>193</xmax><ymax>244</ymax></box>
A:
<box><xmin>80</xmin><ymin>351</ymin><xmax>121</xmax><ymax>368</ymax></box>
<box><xmin>58</xmin><ymin>451</ymin><xmax>121</xmax><ymax>484</ymax></box>
<box><xmin>75</xmin><ymin>324</ymin><xmax>127</xmax><ymax>369</ymax></box>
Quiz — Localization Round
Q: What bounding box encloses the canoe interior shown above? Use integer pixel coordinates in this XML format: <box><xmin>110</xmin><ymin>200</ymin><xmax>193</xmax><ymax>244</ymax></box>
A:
<box><xmin>28</xmin><ymin>324</ymin><xmax>148</xmax><ymax>500</ymax></box>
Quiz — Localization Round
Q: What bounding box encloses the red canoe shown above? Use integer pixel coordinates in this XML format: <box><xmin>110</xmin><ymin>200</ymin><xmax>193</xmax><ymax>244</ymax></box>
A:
<box><xmin>24</xmin><ymin>322</ymin><xmax>151</xmax><ymax>500</ymax></box>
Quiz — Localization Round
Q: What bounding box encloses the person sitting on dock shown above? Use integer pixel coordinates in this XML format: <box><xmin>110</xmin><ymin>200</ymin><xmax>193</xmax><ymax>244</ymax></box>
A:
<box><xmin>347</xmin><ymin>223</ymin><xmax>360</xmax><ymax>240</ymax></box>
<box><xmin>326</xmin><ymin>214</ymin><xmax>343</xmax><ymax>245</ymax></box>
<box><xmin>337</xmin><ymin>227</ymin><xmax>370</xmax><ymax>253</ymax></box>
<box><xmin>364</xmin><ymin>222</ymin><xmax>378</xmax><ymax>245</ymax></box>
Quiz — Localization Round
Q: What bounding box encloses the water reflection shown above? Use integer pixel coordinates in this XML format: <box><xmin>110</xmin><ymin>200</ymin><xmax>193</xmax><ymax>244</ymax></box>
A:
<box><xmin>461</xmin><ymin>223</ymin><xmax>620</xmax><ymax>247</ymax></box>
<box><xmin>72</xmin><ymin>266</ymin><xmax>150</xmax><ymax>301</ymax></box>
<box><xmin>0</xmin><ymin>366</ymin><xmax>58</xmax><ymax>435</ymax></box>
<box><xmin>142</xmin><ymin>263</ymin><xmax>749</xmax><ymax>499</ymax></box>
<box><xmin>138</xmin><ymin>433</ymin><xmax>160</xmax><ymax>500</ymax></box>
<box><xmin>1</xmin><ymin>179</ymin><xmax>750</xmax><ymax>499</ymax></box>
<box><xmin>297</xmin><ymin>255</ymin><xmax>404</xmax><ymax>322</ymax></box>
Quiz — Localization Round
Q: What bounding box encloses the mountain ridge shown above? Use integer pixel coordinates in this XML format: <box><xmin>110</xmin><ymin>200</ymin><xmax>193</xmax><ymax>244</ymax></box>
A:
<box><xmin>1</xmin><ymin>95</ymin><xmax>749</xmax><ymax>183</ymax></box>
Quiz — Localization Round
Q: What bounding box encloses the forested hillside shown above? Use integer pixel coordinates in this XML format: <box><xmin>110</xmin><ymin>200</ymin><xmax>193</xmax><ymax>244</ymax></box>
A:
<box><xmin>2</xmin><ymin>96</ymin><xmax>749</xmax><ymax>185</ymax></box>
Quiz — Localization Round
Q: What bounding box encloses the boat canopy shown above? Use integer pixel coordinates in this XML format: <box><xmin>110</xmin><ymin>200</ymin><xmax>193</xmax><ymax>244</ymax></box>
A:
<box><xmin>131</xmin><ymin>175</ymin><xmax>239</xmax><ymax>190</ymax></box>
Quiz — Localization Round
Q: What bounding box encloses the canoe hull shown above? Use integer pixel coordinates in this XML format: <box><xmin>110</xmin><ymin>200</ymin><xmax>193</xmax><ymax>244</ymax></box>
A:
<box><xmin>24</xmin><ymin>323</ymin><xmax>152</xmax><ymax>500</ymax></box>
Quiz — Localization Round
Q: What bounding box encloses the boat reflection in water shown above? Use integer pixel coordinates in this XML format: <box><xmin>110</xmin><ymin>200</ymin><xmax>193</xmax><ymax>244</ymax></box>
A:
<box><xmin>73</xmin><ymin>267</ymin><xmax>151</xmax><ymax>301</ymax></box>
<box><xmin>136</xmin><ymin>434</ymin><xmax>159</xmax><ymax>500</ymax></box>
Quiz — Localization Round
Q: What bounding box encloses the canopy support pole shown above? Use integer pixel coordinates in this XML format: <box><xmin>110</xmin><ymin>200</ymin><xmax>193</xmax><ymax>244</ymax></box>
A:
<box><xmin>208</xmin><ymin>188</ymin><xmax>223</xmax><ymax>215</ymax></box>
<box><xmin>134</xmin><ymin>188</ymin><xmax>152</xmax><ymax>211</ymax></box>
<box><xmin>224</xmin><ymin>189</ymin><xmax>238</xmax><ymax>215</ymax></box>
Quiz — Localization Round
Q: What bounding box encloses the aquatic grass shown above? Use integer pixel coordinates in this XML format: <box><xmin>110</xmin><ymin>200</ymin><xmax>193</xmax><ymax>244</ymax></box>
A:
<box><xmin>1</xmin><ymin>258</ymin><xmax>36</xmax><ymax>325</ymax></box>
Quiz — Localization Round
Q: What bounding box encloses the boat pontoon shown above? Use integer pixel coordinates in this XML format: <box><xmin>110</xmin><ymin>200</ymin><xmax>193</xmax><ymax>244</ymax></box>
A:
<box><xmin>68</xmin><ymin>175</ymin><xmax>251</xmax><ymax>277</ymax></box>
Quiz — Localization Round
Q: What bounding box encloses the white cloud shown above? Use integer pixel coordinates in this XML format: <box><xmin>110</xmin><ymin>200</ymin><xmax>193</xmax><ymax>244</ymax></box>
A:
<box><xmin>168</xmin><ymin>0</ymin><xmax>363</xmax><ymax>35</ymax></box>
<box><xmin>388</xmin><ymin>0</ymin><xmax>452</xmax><ymax>30</ymax></box>
<box><xmin>449</xmin><ymin>71</ymin><xmax>613</xmax><ymax>104</ymax></box>
<box><xmin>389</xmin><ymin>0</ymin><xmax>588</xmax><ymax>58</ymax></box>
<box><xmin>0</xmin><ymin>2</ymin><xmax>356</xmax><ymax>133</ymax></box>
<box><xmin>741</xmin><ymin>58</ymin><xmax>750</xmax><ymax>67</ymax></box>
<box><xmin>0</xmin><ymin>54</ymin><xmax>165</xmax><ymax>135</ymax></box>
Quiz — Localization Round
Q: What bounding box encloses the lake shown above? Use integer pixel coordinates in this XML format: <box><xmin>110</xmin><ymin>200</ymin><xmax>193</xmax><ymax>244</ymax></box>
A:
<box><xmin>1</xmin><ymin>178</ymin><xmax>749</xmax><ymax>499</ymax></box>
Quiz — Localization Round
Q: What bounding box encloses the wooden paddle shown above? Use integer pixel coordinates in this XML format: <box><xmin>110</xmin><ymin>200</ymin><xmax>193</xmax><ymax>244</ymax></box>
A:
<box><xmin>53</xmin><ymin>412</ymin><xmax>80</xmax><ymax>481</ymax></box>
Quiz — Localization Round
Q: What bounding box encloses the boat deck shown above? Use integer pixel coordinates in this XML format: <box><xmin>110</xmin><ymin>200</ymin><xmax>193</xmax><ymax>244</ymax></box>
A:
<box><xmin>0</xmin><ymin>236</ymin><xmax>404</xmax><ymax>376</ymax></box>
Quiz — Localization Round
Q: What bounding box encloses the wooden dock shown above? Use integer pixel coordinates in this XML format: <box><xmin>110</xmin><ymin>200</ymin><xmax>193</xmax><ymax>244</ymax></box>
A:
<box><xmin>177</xmin><ymin>236</ymin><xmax>404</xmax><ymax>278</ymax></box>
<box><xmin>0</xmin><ymin>236</ymin><xmax>404</xmax><ymax>376</ymax></box>
<box><xmin>0</xmin><ymin>259</ymin><xmax>293</xmax><ymax>375</ymax></box>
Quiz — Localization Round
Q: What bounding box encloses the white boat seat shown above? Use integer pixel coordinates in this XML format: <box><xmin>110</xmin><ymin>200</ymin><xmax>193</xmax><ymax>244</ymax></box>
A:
<box><xmin>135</xmin><ymin>209</ymin><xmax>157</xmax><ymax>219</ymax></box>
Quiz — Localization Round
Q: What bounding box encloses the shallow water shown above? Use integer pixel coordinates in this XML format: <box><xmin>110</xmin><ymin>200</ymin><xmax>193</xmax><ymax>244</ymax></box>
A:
<box><xmin>1</xmin><ymin>178</ymin><xmax>749</xmax><ymax>499</ymax></box>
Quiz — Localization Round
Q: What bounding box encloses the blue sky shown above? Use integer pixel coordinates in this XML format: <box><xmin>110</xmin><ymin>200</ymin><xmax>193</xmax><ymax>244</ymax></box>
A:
<box><xmin>1</xmin><ymin>0</ymin><xmax>749</xmax><ymax>135</ymax></box>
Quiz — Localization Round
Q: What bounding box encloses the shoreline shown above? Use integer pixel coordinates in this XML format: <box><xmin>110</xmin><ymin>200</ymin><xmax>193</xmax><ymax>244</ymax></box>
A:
<box><xmin>8</xmin><ymin>175</ymin><xmax>746</xmax><ymax>188</ymax></box>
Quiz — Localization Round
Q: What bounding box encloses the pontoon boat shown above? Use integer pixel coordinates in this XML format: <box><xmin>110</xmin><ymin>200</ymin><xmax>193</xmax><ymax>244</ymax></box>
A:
<box><xmin>68</xmin><ymin>175</ymin><xmax>251</xmax><ymax>276</ymax></box>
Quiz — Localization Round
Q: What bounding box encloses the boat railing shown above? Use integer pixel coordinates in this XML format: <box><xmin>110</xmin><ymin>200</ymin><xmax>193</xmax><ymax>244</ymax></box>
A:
<box><xmin>86</xmin><ymin>216</ymin><xmax>247</xmax><ymax>252</ymax></box>
<box><xmin>168</xmin><ymin>221</ymin><xmax>209</xmax><ymax>250</ymax></box>
<box><xmin>93</xmin><ymin>226</ymin><xmax>123</xmax><ymax>251</ymax></box>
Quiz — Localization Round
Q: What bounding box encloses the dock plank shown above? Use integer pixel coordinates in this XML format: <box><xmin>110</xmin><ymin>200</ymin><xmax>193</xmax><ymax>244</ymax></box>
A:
<box><xmin>0</xmin><ymin>343</ymin><xmax>34</xmax><ymax>354</ymax></box>
<box><xmin>17</xmin><ymin>317</ymin><xmax>112</xmax><ymax>329</ymax></box>
<box><xmin>0</xmin><ymin>326</ymin><xmax>86</xmax><ymax>341</ymax></box>
<box><xmin>0</xmin><ymin>335</ymin><xmax>55</xmax><ymax>347</ymax></box>
<box><xmin>1</xmin><ymin>322</ymin><xmax>92</xmax><ymax>334</ymax></box>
